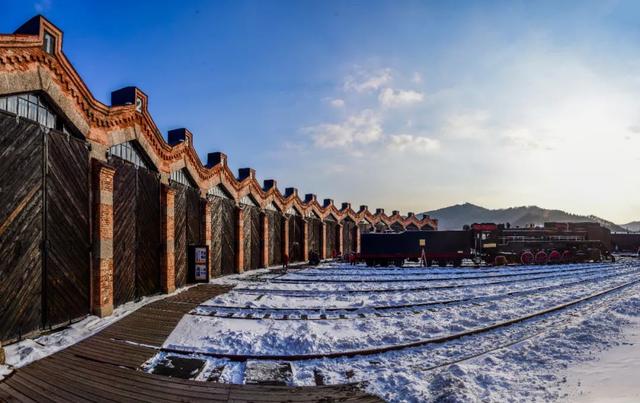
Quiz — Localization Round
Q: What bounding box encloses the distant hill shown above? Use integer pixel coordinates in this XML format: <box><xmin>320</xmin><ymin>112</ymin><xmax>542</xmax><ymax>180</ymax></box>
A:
<box><xmin>421</xmin><ymin>203</ymin><xmax>629</xmax><ymax>232</ymax></box>
<box><xmin>621</xmin><ymin>221</ymin><xmax>640</xmax><ymax>232</ymax></box>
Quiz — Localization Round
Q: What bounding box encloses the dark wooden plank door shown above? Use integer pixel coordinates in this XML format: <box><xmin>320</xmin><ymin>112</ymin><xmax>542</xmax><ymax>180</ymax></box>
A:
<box><xmin>0</xmin><ymin>113</ymin><xmax>44</xmax><ymax>343</ymax></box>
<box><xmin>173</xmin><ymin>184</ymin><xmax>187</xmax><ymax>288</ymax></box>
<box><xmin>267</xmin><ymin>211</ymin><xmax>282</xmax><ymax>266</ymax></box>
<box><xmin>45</xmin><ymin>130</ymin><xmax>90</xmax><ymax>328</ymax></box>
<box><xmin>186</xmin><ymin>187</ymin><xmax>202</xmax><ymax>247</ymax></box>
<box><xmin>242</xmin><ymin>206</ymin><xmax>260</xmax><ymax>271</ymax></box>
<box><xmin>325</xmin><ymin>221</ymin><xmax>336</xmax><ymax>258</ymax></box>
<box><xmin>135</xmin><ymin>168</ymin><xmax>161</xmax><ymax>297</ymax></box>
<box><xmin>342</xmin><ymin>220</ymin><xmax>356</xmax><ymax>254</ymax></box>
<box><xmin>209</xmin><ymin>198</ymin><xmax>223</xmax><ymax>277</ymax></box>
<box><xmin>111</xmin><ymin>157</ymin><xmax>137</xmax><ymax>306</ymax></box>
<box><xmin>288</xmin><ymin>215</ymin><xmax>304</xmax><ymax>263</ymax></box>
<box><xmin>220</xmin><ymin>199</ymin><xmax>236</xmax><ymax>275</ymax></box>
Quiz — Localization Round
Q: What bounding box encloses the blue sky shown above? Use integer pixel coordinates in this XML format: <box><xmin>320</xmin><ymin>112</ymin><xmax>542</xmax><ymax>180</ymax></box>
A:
<box><xmin>4</xmin><ymin>0</ymin><xmax>640</xmax><ymax>222</ymax></box>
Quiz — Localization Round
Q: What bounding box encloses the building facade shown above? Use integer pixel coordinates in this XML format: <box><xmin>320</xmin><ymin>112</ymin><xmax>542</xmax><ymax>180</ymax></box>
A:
<box><xmin>0</xmin><ymin>16</ymin><xmax>438</xmax><ymax>344</ymax></box>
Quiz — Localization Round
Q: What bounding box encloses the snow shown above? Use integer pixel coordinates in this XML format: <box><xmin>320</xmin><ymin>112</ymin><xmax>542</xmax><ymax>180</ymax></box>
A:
<box><xmin>561</xmin><ymin>317</ymin><xmax>640</xmax><ymax>402</ymax></box>
<box><xmin>146</xmin><ymin>259</ymin><xmax>640</xmax><ymax>402</ymax></box>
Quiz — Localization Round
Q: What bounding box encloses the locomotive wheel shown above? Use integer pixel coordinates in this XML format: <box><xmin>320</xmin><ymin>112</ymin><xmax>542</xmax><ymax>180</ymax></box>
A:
<box><xmin>561</xmin><ymin>250</ymin><xmax>572</xmax><ymax>263</ymax></box>
<box><xmin>520</xmin><ymin>251</ymin><xmax>534</xmax><ymax>265</ymax></box>
<box><xmin>548</xmin><ymin>250</ymin><xmax>561</xmax><ymax>264</ymax></box>
<box><xmin>494</xmin><ymin>255</ymin><xmax>507</xmax><ymax>266</ymax></box>
<box><xmin>535</xmin><ymin>251</ymin><xmax>548</xmax><ymax>265</ymax></box>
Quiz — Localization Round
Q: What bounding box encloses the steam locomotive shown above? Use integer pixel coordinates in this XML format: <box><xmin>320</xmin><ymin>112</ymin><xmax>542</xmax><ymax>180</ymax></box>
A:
<box><xmin>359</xmin><ymin>222</ymin><xmax>612</xmax><ymax>267</ymax></box>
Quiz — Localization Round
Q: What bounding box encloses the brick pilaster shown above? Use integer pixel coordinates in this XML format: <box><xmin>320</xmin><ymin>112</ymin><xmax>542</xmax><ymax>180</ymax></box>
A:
<box><xmin>338</xmin><ymin>223</ymin><xmax>344</xmax><ymax>256</ymax></box>
<box><xmin>204</xmin><ymin>202</ymin><xmax>212</xmax><ymax>277</ymax></box>
<box><xmin>283</xmin><ymin>216</ymin><xmax>290</xmax><ymax>262</ymax></box>
<box><xmin>356</xmin><ymin>225</ymin><xmax>362</xmax><ymax>253</ymax></box>
<box><xmin>303</xmin><ymin>220</ymin><xmax>309</xmax><ymax>261</ymax></box>
<box><xmin>161</xmin><ymin>185</ymin><xmax>176</xmax><ymax>294</ymax></box>
<box><xmin>236</xmin><ymin>207</ymin><xmax>244</xmax><ymax>273</ymax></box>
<box><xmin>92</xmin><ymin>161</ymin><xmax>115</xmax><ymax>317</ymax></box>
<box><xmin>321</xmin><ymin>221</ymin><xmax>327</xmax><ymax>260</ymax></box>
<box><xmin>261</xmin><ymin>212</ymin><xmax>269</xmax><ymax>268</ymax></box>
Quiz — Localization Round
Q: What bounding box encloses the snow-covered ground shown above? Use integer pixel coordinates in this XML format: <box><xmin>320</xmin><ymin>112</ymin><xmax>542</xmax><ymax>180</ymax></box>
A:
<box><xmin>144</xmin><ymin>259</ymin><xmax>640</xmax><ymax>402</ymax></box>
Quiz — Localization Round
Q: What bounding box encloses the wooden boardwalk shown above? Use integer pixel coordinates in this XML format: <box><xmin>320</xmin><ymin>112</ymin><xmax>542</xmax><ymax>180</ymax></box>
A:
<box><xmin>0</xmin><ymin>284</ymin><xmax>381</xmax><ymax>402</ymax></box>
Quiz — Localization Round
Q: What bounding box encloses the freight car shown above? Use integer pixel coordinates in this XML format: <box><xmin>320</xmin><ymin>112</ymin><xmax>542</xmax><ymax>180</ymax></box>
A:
<box><xmin>360</xmin><ymin>222</ymin><xmax>612</xmax><ymax>266</ymax></box>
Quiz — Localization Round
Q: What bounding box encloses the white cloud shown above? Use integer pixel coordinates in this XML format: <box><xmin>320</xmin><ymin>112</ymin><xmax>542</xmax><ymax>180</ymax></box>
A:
<box><xmin>344</xmin><ymin>68</ymin><xmax>392</xmax><ymax>93</ymax></box>
<box><xmin>378</xmin><ymin>88</ymin><xmax>424</xmax><ymax>108</ymax></box>
<box><xmin>34</xmin><ymin>0</ymin><xmax>51</xmax><ymax>12</ymax></box>
<box><xmin>387</xmin><ymin>134</ymin><xmax>440</xmax><ymax>154</ymax></box>
<box><xmin>305</xmin><ymin>109</ymin><xmax>383</xmax><ymax>148</ymax></box>
<box><xmin>412</xmin><ymin>72</ymin><xmax>423</xmax><ymax>84</ymax></box>
<box><xmin>329</xmin><ymin>98</ymin><xmax>345</xmax><ymax>108</ymax></box>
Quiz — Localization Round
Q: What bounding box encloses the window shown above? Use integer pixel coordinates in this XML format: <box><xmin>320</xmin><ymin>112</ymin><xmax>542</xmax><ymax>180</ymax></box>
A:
<box><xmin>265</xmin><ymin>202</ymin><xmax>279</xmax><ymax>212</ymax></box>
<box><xmin>170</xmin><ymin>168</ymin><xmax>196</xmax><ymax>188</ymax></box>
<box><xmin>240</xmin><ymin>195</ymin><xmax>257</xmax><ymax>207</ymax></box>
<box><xmin>207</xmin><ymin>184</ymin><xmax>232</xmax><ymax>199</ymax></box>
<box><xmin>287</xmin><ymin>206</ymin><xmax>300</xmax><ymax>216</ymax></box>
<box><xmin>0</xmin><ymin>93</ymin><xmax>61</xmax><ymax>130</ymax></box>
<box><xmin>43</xmin><ymin>32</ymin><xmax>55</xmax><ymax>54</ymax></box>
<box><xmin>108</xmin><ymin>141</ymin><xmax>152</xmax><ymax>169</ymax></box>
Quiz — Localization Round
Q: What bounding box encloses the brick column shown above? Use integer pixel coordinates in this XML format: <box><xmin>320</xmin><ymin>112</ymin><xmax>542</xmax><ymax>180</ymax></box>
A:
<box><xmin>92</xmin><ymin>161</ymin><xmax>115</xmax><ymax>317</ymax></box>
<box><xmin>236</xmin><ymin>207</ymin><xmax>244</xmax><ymax>273</ymax></box>
<box><xmin>356</xmin><ymin>225</ymin><xmax>362</xmax><ymax>253</ymax></box>
<box><xmin>338</xmin><ymin>223</ymin><xmax>344</xmax><ymax>255</ymax></box>
<box><xmin>204</xmin><ymin>202</ymin><xmax>212</xmax><ymax>277</ymax></box>
<box><xmin>321</xmin><ymin>222</ymin><xmax>327</xmax><ymax>259</ymax></box>
<box><xmin>161</xmin><ymin>185</ymin><xmax>176</xmax><ymax>294</ymax></box>
<box><xmin>283</xmin><ymin>216</ymin><xmax>290</xmax><ymax>262</ymax></box>
<box><xmin>261</xmin><ymin>212</ymin><xmax>269</xmax><ymax>268</ymax></box>
<box><xmin>303</xmin><ymin>220</ymin><xmax>309</xmax><ymax>261</ymax></box>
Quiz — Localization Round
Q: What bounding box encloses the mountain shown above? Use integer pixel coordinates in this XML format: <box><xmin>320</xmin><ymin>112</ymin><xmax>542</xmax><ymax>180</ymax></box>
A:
<box><xmin>421</xmin><ymin>203</ymin><xmax>629</xmax><ymax>232</ymax></box>
<box><xmin>621</xmin><ymin>221</ymin><xmax>640</xmax><ymax>232</ymax></box>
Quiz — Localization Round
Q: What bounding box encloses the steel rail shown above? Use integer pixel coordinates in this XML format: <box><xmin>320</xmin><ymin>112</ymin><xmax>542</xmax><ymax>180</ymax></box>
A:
<box><xmin>160</xmin><ymin>275</ymin><xmax>640</xmax><ymax>362</ymax></box>
<box><xmin>189</xmin><ymin>268</ymin><xmax>640</xmax><ymax>320</ymax></box>
<box><xmin>232</xmin><ymin>264</ymin><xmax>625</xmax><ymax>295</ymax></box>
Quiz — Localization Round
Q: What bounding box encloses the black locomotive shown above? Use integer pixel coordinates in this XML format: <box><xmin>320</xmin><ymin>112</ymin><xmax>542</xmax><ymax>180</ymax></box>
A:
<box><xmin>359</xmin><ymin>222</ymin><xmax>612</xmax><ymax>267</ymax></box>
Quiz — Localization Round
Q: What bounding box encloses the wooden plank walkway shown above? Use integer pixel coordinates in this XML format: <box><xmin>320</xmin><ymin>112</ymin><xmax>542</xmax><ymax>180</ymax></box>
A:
<box><xmin>0</xmin><ymin>284</ymin><xmax>381</xmax><ymax>402</ymax></box>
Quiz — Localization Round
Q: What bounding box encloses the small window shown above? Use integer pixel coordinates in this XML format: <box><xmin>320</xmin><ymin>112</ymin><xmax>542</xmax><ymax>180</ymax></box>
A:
<box><xmin>170</xmin><ymin>168</ymin><xmax>197</xmax><ymax>188</ymax></box>
<box><xmin>108</xmin><ymin>141</ymin><xmax>152</xmax><ymax>169</ymax></box>
<box><xmin>43</xmin><ymin>32</ymin><xmax>55</xmax><ymax>54</ymax></box>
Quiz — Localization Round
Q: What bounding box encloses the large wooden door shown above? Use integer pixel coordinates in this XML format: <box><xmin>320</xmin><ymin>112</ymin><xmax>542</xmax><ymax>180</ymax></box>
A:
<box><xmin>45</xmin><ymin>130</ymin><xmax>90</xmax><ymax>327</ymax></box>
<box><xmin>111</xmin><ymin>157</ymin><xmax>161</xmax><ymax>306</ymax></box>
<box><xmin>267</xmin><ymin>211</ymin><xmax>283</xmax><ymax>266</ymax></box>
<box><xmin>242</xmin><ymin>206</ymin><xmax>261</xmax><ymax>271</ymax></box>
<box><xmin>0</xmin><ymin>113</ymin><xmax>44</xmax><ymax>342</ymax></box>
<box><xmin>325</xmin><ymin>220</ymin><xmax>337</xmax><ymax>258</ymax></box>
<box><xmin>288</xmin><ymin>215</ymin><xmax>304</xmax><ymax>263</ymax></box>
<box><xmin>135</xmin><ymin>168</ymin><xmax>161</xmax><ymax>297</ymax></box>
<box><xmin>0</xmin><ymin>113</ymin><xmax>91</xmax><ymax>343</ymax></box>
<box><xmin>308</xmin><ymin>218</ymin><xmax>322</xmax><ymax>257</ymax></box>
<box><xmin>342</xmin><ymin>219</ymin><xmax>356</xmax><ymax>255</ymax></box>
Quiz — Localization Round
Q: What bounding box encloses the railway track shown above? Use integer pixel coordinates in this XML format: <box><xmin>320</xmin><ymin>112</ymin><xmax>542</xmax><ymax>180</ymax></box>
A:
<box><xmin>271</xmin><ymin>263</ymin><xmax>616</xmax><ymax>283</ymax></box>
<box><xmin>233</xmin><ymin>263</ymin><xmax>623</xmax><ymax>295</ymax></box>
<box><xmin>161</xmin><ymin>275</ymin><xmax>640</xmax><ymax>362</ymax></box>
<box><xmin>190</xmin><ymin>267</ymin><xmax>640</xmax><ymax>320</ymax></box>
<box><xmin>291</xmin><ymin>262</ymin><xmax>604</xmax><ymax>277</ymax></box>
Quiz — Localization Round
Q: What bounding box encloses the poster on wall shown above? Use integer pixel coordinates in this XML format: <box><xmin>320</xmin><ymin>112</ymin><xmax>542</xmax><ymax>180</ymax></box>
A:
<box><xmin>189</xmin><ymin>245</ymin><xmax>209</xmax><ymax>283</ymax></box>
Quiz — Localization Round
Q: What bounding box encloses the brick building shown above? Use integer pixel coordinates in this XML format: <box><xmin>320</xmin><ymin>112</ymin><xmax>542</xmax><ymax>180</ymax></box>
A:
<box><xmin>0</xmin><ymin>16</ymin><xmax>437</xmax><ymax>344</ymax></box>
